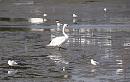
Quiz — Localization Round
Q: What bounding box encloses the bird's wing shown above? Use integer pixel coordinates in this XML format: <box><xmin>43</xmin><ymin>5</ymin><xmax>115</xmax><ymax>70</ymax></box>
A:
<box><xmin>13</xmin><ymin>61</ymin><xmax>18</xmax><ymax>65</ymax></box>
<box><xmin>48</xmin><ymin>36</ymin><xmax>67</xmax><ymax>46</ymax></box>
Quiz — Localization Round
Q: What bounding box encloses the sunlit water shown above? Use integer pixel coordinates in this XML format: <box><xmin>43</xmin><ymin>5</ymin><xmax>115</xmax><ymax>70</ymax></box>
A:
<box><xmin>0</xmin><ymin>25</ymin><xmax>130</xmax><ymax>82</ymax></box>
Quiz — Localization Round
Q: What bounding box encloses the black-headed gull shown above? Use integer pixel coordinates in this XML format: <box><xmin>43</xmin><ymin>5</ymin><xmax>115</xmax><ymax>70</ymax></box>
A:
<box><xmin>8</xmin><ymin>60</ymin><xmax>18</xmax><ymax>66</ymax></box>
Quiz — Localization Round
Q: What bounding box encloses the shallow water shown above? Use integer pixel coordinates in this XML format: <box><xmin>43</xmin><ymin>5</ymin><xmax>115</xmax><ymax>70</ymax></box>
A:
<box><xmin>0</xmin><ymin>0</ymin><xmax>129</xmax><ymax>82</ymax></box>
<box><xmin>0</xmin><ymin>25</ymin><xmax>130</xmax><ymax>82</ymax></box>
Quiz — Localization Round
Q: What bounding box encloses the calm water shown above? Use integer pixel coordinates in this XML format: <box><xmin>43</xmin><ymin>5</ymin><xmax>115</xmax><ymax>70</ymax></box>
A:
<box><xmin>0</xmin><ymin>25</ymin><xmax>130</xmax><ymax>82</ymax></box>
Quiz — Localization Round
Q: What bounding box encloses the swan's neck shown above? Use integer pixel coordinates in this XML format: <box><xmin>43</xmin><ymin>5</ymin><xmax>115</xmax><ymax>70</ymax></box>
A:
<box><xmin>63</xmin><ymin>26</ymin><xmax>68</xmax><ymax>38</ymax></box>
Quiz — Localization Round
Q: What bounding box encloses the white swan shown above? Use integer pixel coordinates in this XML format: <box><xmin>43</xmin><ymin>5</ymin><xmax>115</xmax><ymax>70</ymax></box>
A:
<box><xmin>91</xmin><ymin>59</ymin><xmax>99</xmax><ymax>66</ymax></box>
<box><xmin>46</xmin><ymin>24</ymin><xmax>69</xmax><ymax>47</ymax></box>
<box><xmin>8</xmin><ymin>60</ymin><xmax>18</xmax><ymax>66</ymax></box>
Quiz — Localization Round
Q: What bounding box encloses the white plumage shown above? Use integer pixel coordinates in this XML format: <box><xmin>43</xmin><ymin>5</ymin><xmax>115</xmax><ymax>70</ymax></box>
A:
<box><xmin>46</xmin><ymin>24</ymin><xmax>69</xmax><ymax>47</ymax></box>
<box><xmin>8</xmin><ymin>60</ymin><xmax>18</xmax><ymax>66</ymax></box>
<box><xmin>91</xmin><ymin>59</ymin><xmax>99</xmax><ymax>66</ymax></box>
<box><xmin>43</xmin><ymin>13</ymin><xmax>47</xmax><ymax>17</ymax></box>
<box><xmin>56</xmin><ymin>20</ymin><xmax>62</xmax><ymax>31</ymax></box>
<box><xmin>104</xmin><ymin>8</ymin><xmax>107</xmax><ymax>12</ymax></box>
<box><xmin>73</xmin><ymin>14</ymin><xmax>78</xmax><ymax>18</ymax></box>
<box><xmin>29</xmin><ymin>18</ymin><xmax>43</xmax><ymax>24</ymax></box>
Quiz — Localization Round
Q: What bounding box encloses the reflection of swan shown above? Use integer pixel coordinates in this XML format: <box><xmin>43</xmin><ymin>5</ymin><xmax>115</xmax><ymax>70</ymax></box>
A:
<box><xmin>8</xmin><ymin>60</ymin><xmax>18</xmax><ymax>66</ymax></box>
<box><xmin>46</xmin><ymin>24</ymin><xmax>69</xmax><ymax>48</ymax></box>
<box><xmin>91</xmin><ymin>59</ymin><xmax>99</xmax><ymax>66</ymax></box>
<box><xmin>47</xmin><ymin>55</ymin><xmax>69</xmax><ymax>65</ymax></box>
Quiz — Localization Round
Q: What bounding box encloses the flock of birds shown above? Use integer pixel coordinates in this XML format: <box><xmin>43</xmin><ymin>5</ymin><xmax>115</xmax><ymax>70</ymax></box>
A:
<box><xmin>29</xmin><ymin>8</ymin><xmax>108</xmax><ymax>24</ymax></box>
<box><xmin>8</xmin><ymin>21</ymin><xmax>99</xmax><ymax>67</ymax></box>
<box><xmin>6</xmin><ymin>8</ymin><xmax>109</xmax><ymax>71</ymax></box>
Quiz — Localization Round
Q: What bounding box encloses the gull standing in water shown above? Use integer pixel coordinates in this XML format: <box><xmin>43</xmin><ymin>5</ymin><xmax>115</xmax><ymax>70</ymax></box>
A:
<box><xmin>56</xmin><ymin>20</ymin><xmax>62</xmax><ymax>31</ymax></box>
<box><xmin>46</xmin><ymin>24</ymin><xmax>69</xmax><ymax>50</ymax></box>
<box><xmin>103</xmin><ymin>8</ymin><xmax>109</xmax><ymax>23</ymax></box>
<box><xmin>72</xmin><ymin>14</ymin><xmax>78</xmax><ymax>24</ymax></box>
<box><xmin>8</xmin><ymin>69</ymin><xmax>18</xmax><ymax>75</ymax></box>
<box><xmin>104</xmin><ymin>8</ymin><xmax>107</xmax><ymax>13</ymax></box>
<box><xmin>91</xmin><ymin>59</ymin><xmax>99</xmax><ymax>66</ymax></box>
<box><xmin>8</xmin><ymin>60</ymin><xmax>18</xmax><ymax>66</ymax></box>
<box><xmin>43</xmin><ymin>13</ymin><xmax>48</xmax><ymax>22</ymax></box>
<box><xmin>73</xmin><ymin>14</ymin><xmax>78</xmax><ymax>18</ymax></box>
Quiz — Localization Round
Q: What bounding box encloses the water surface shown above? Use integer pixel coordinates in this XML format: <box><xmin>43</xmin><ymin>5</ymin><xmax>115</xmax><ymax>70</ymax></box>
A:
<box><xmin>0</xmin><ymin>25</ymin><xmax>130</xmax><ymax>82</ymax></box>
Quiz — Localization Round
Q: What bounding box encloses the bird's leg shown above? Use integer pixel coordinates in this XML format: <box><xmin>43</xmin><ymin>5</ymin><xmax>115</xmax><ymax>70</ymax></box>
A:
<box><xmin>58</xmin><ymin>47</ymin><xmax>61</xmax><ymax>51</ymax></box>
<box><xmin>58</xmin><ymin>47</ymin><xmax>67</xmax><ymax>50</ymax></box>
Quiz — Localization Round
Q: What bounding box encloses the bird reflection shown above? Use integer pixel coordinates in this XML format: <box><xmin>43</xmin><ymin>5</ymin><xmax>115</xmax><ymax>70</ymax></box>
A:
<box><xmin>116</xmin><ymin>60</ymin><xmax>123</xmax><ymax>65</ymax></box>
<box><xmin>47</xmin><ymin>55</ymin><xmax>69</xmax><ymax>65</ymax></box>
<box><xmin>8</xmin><ymin>69</ymin><xmax>17</xmax><ymax>75</ymax></box>
<box><xmin>116</xmin><ymin>68</ymin><xmax>123</xmax><ymax>75</ymax></box>
<box><xmin>91</xmin><ymin>68</ymin><xmax>96</xmax><ymax>73</ymax></box>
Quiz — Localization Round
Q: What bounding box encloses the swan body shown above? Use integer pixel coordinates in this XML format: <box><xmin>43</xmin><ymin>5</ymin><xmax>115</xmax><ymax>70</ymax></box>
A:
<box><xmin>8</xmin><ymin>60</ymin><xmax>18</xmax><ymax>66</ymax></box>
<box><xmin>91</xmin><ymin>59</ymin><xmax>99</xmax><ymax>66</ymax></box>
<box><xmin>47</xmin><ymin>24</ymin><xmax>69</xmax><ymax>47</ymax></box>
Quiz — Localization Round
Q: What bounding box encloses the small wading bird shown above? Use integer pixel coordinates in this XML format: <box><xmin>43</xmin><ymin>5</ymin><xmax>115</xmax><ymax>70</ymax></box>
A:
<box><xmin>56</xmin><ymin>20</ymin><xmax>63</xmax><ymax>31</ymax></box>
<box><xmin>104</xmin><ymin>8</ymin><xmax>107</xmax><ymax>13</ymax></box>
<box><xmin>72</xmin><ymin>14</ymin><xmax>78</xmax><ymax>24</ymax></box>
<box><xmin>46</xmin><ymin>24</ymin><xmax>69</xmax><ymax>50</ymax></box>
<box><xmin>8</xmin><ymin>60</ymin><xmax>18</xmax><ymax>66</ymax></box>
<box><xmin>29</xmin><ymin>18</ymin><xmax>43</xmax><ymax>24</ymax></box>
<box><xmin>73</xmin><ymin>14</ymin><xmax>78</xmax><ymax>18</ymax></box>
<box><xmin>91</xmin><ymin>59</ymin><xmax>99</xmax><ymax>66</ymax></box>
<box><xmin>43</xmin><ymin>13</ymin><xmax>47</xmax><ymax>22</ymax></box>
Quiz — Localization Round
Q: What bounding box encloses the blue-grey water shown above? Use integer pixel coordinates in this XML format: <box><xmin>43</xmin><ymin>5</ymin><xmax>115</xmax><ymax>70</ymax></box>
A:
<box><xmin>0</xmin><ymin>25</ymin><xmax>130</xmax><ymax>82</ymax></box>
<box><xmin>0</xmin><ymin>0</ymin><xmax>130</xmax><ymax>82</ymax></box>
